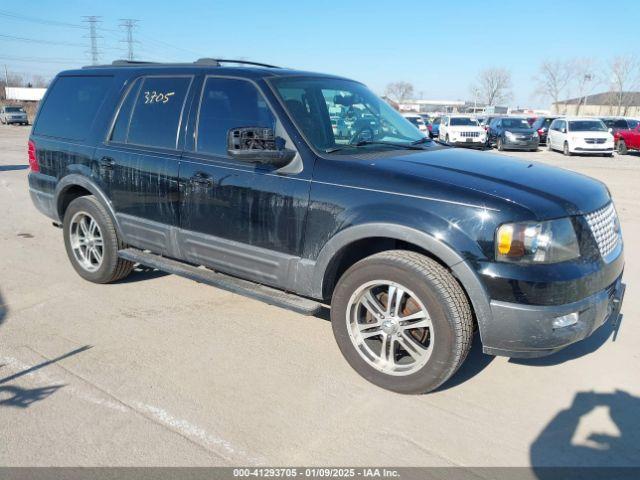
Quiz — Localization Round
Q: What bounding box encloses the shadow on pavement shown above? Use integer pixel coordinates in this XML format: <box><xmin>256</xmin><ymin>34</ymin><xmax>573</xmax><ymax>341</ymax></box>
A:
<box><xmin>0</xmin><ymin>165</ymin><xmax>29</xmax><ymax>172</ymax></box>
<box><xmin>0</xmin><ymin>384</ymin><xmax>65</xmax><ymax>408</ymax></box>
<box><xmin>114</xmin><ymin>265</ymin><xmax>168</xmax><ymax>284</ymax></box>
<box><xmin>0</xmin><ymin>290</ymin><xmax>5</xmax><ymax>327</ymax></box>
<box><xmin>0</xmin><ymin>345</ymin><xmax>92</xmax><ymax>409</ymax></box>
<box><xmin>437</xmin><ymin>334</ymin><xmax>495</xmax><ymax>391</ymax></box>
<box><xmin>510</xmin><ymin>319</ymin><xmax>616</xmax><ymax>367</ymax></box>
<box><xmin>531</xmin><ymin>390</ymin><xmax>640</xmax><ymax>474</ymax></box>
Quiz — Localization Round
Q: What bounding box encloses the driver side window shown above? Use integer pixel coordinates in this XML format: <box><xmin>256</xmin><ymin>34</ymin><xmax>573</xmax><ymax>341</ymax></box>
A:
<box><xmin>196</xmin><ymin>77</ymin><xmax>276</xmax><ymax>157</ymax></box>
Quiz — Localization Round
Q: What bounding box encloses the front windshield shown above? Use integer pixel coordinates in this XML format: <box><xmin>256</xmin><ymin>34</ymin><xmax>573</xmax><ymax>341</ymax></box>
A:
<box><xmin>5</xmin><ymin>107</ymin><xmax>24</xmax><ymax>112</ymax></box>
<box><xmin>569</xmin><ymin>120</ymin><xmax>606</xmax><ymax>132</ymax></box>
<box><xmin>270</xmin><ymin>77</ymin><xmax>425</xmax><ymax>152</ymax></box>
<box><xmin>450</xmin><ymin>117</ymin><xmax>478</xmax><ymax>126</ymax></box>
<box><xmin>502</xmin><ymin>118</ymin><xmax>530</xmax><ymax>129</ymax></box>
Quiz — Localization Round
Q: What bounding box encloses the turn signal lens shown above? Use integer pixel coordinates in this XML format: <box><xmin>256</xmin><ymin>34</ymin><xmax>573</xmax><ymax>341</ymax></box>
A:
<box><xmin>497</xmin><ymin>225</ymin><xmax>513</xmax><ymax>255</ymax></box>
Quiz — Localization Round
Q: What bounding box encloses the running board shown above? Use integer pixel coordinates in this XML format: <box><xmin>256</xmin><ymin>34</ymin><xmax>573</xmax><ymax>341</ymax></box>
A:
<box><xmin>118</xmin><ymin>248</ymin><xmax>323</xmax><ymax>316</ymax></box>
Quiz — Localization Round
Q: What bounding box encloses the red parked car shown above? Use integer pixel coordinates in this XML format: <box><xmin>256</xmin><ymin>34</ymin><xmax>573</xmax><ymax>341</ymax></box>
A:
<box><xmin>615</xmin><ymin>122</ymin><xmax>640</xmax><ymax>154</ymax></box>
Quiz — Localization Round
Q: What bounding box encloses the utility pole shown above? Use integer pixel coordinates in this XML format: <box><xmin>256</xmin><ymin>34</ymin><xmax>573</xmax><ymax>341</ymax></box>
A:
<box><xmin>82</xmin><ymin>16</ymin><xmax>102</xmax><ymax>65</ymax></box>
<box><xmin>119</xmin><ymin>19</ymin><xmax>139</xmax><ymax>61</ymax></box>
<box><xmin>4</xmin><ymin>64</ymin><xmax>8</xmax><ymax>86</ymax></box>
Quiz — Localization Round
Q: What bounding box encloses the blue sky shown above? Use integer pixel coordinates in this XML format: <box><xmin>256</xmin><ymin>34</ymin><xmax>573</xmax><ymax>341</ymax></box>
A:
<box><xmin>1</xmin><ymin>0</ymin><xmax>639</xmax><ymax>108</ymax></box>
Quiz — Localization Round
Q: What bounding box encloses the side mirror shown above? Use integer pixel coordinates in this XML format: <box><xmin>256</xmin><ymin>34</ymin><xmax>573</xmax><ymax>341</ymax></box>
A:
<box><xmin>227</xmin><ymin>127</ymin><xmax>296</xmax><ymax>168</ymax></box>
<box><xmin>608</xmin><ymin>128</ymin><xmax>613</xmax><ymax>133</ymax></box>
<box><xmin>561</xmin><ymin>128</ymin><xmax>567</xmax><ymax>134</ymax></box>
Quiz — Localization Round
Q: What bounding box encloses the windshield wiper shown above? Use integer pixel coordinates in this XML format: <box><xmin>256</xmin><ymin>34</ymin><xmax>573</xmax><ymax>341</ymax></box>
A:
<box><xmin>410</xmin><ymin>137</ymin><xmax>433</xmax><ymax>146</ymax></box>
<box><xmin>325</xmin><ymin>139</ymin><xmax>430</xmax><ymax>154</ymax></box>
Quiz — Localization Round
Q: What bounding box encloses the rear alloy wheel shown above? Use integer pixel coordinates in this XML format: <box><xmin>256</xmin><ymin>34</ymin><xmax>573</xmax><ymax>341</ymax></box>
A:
<box><xmin>563</xmin><ymin>142</ymin><xmax>572</xmax><ymax>156</ymax></box>
<box><xmin>617</xmin><ymin>140</ymin><xmax>628</xmax><ymax>155</ymax></box>
<box><xmin>331</xmin><ymin>250</ymin><xmax>473</xmax><ymax>394</ymax></box>
<box><xmin>63</xmin><ymin>195</ymin><xmax>133</xmax><ymax>283</ymax></box>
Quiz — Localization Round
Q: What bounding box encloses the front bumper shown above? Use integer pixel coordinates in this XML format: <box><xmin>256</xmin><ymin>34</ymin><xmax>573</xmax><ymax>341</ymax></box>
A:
<box><xmin>482</xmin><ymin>275</ymin><xmax>625</xmax><ymax>358</ymax></box>
<box><xmin>572</xmin><ymin>146</ymin><xmax>614</xmax><ymax>153</ymax></box>
<box><xmin>503</xmin><ymin>137</ymin><xmax>539</xmax><ymax>150</ymax></box>
<box><xmin>450</xmin><ymin>139</ymin><xmax>486</xmax><ymax>148</ymax></box>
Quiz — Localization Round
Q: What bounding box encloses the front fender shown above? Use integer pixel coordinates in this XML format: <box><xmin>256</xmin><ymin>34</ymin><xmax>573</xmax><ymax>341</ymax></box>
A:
<box><xmin>305</xmin><ymin>222</ymin><xmax>493</xmax><ymax>342</ymax></box>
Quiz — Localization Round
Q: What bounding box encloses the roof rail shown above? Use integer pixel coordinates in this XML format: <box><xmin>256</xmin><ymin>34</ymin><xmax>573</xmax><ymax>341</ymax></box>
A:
<box><xmin>83</xmin><ymin>58</ymin><xmax>281</xmax><ymax>69</ymax></box>
<box><xmin>194</xmin><ymin>58</ymin><xmax>280</xmax><ymax>68</ymax></box>
<box><xmin>111</xmin><ymin>60</ymin><xmax>159</xmax><ymax>66</ymax></box>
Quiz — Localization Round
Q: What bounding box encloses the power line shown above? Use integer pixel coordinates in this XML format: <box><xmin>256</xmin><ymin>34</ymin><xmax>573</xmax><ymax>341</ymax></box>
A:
<box><xmin>0</xmin><ymin>33</ymin><xmax>85</xmax><ymax>48</ymax></box>
<box><xmin>83</xmin><ymin>16</ymin><xmax>102</xmax><ymax>65</ymax></box>
<box><xmin>119</xmin><ymin>19</ymin><xmax>139</xmax><ymax>61</ymax></box>
<box><xmin>0</xmin><ymin>9</ymin><xmax>85</xmax><ymax>29</ymax></box>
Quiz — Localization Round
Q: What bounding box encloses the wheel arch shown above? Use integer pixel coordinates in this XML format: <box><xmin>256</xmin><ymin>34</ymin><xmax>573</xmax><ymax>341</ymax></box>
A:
<box><xmin>307</xmin><ymin>223</ymin><xmax>493</xmax><ymax>339</ymax></box>
<box><xmin>54</xmin><ymin>174</ymin><xmax>121</xmax><ymax>236</ymax></box>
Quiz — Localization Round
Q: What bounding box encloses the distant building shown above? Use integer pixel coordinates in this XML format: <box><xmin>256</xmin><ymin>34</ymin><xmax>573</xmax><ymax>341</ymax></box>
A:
<box><xmin>398</xmin><ymin>99</ymin><xmax>466</xmax><ymax>114</ymax></box>
<box><xmin>3</xmin><ymin>86</ymin><xmax>47</xmax><ymax>102</ymax></box>
<box><xmin>552</xmin><ymin>91</ymin><xmax>640</xmax><ymax>116</ymax></box>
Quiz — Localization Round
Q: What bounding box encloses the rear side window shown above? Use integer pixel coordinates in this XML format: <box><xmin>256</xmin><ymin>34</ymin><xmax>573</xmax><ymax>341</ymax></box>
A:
<box><xmin>196</xmin><ymin>77</ymin><xmax>276</xmax><ymax>156</ymax></box>
<box><xmin>127</xmin><ymin>76</ymin><xmax>192</xmax><ymax>149</ymax></box>
<box><xmin>34</xmin><ymin>75</ymin><xmax>112</xmax><ymax>140</ymax></box>
<box><xmin>110</xmin><ymin>78</ymin><xmax>142</xmax><ymax>143</ymax></box>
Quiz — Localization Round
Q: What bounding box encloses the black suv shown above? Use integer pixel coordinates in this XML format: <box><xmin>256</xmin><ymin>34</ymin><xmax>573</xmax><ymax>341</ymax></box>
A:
<box><xmin>28</xmin><ymin>59</ymin><xmax>625</xmax><ymax>394</ymax></box>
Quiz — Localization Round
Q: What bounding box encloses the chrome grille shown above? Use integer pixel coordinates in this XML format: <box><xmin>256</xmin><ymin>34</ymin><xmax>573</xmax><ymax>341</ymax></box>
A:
<box><xmin>585</xmin><ymin>203</ymin><xmax>620</xmax><ymax>258</ymax></box>
<box><xmin>460</xmin><ymin>131</ymin><xmax>480</xmax><ymax>138</ymax></box>
<box><xmin>585</xmin><ymin>138</ymin><xmax>606</xmax><ymax>144</ymax></box>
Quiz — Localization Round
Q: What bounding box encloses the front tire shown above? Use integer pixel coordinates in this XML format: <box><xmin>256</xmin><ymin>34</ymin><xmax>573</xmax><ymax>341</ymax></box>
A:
<box><xmin>330</xmin><ymin>251</ymin><xmax>474</xmax><ymax>394</ymax></box>
<box><xmin>617</xmin><ymin>140</ymin><xmax>628</xmax><ymax>155</ymax></box>
<box><xmin>63</xmin><ymin>195</ymin><xmax>133</xmax><ymax>283</ymax></box>
<box><xmin>563</xmin><ymin>141</ymin><xmax>572</xmax><ymax>156</ymax></box>
<box><xmin>497</xmin><ymin>137</ymin><xmax>505</xmax><ymax>151</ymax></box>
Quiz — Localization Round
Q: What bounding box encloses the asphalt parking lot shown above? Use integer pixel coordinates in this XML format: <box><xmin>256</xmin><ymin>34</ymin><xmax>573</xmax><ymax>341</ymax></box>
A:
<box><xmin>1</xmin><ymin>125</ymin><xmax>639</xmax><ymax>468</ymax></box>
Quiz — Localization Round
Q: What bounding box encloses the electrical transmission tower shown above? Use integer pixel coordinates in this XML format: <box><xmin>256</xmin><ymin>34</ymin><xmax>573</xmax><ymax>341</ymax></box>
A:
<box><xmin>82</xmin><ymin>16</ymin><xmax>102</xmax><ymax>65</ymax></box>
<box><xmin>119</xmin><ymin>19</ymin><xmax>139</xmax><ymax>61</ymax></box>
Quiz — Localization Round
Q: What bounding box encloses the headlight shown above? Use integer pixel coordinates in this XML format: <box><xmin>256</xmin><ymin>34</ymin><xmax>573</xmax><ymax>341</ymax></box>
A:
<box><xmin>495</xmin><ymin>218</ymin><xmax>580</xmax><ymax>263</ymax></box>
<box><xmin>505</xmin><ymin>131</ymin><xmax>516</xmax><ymax>139</ymax></box>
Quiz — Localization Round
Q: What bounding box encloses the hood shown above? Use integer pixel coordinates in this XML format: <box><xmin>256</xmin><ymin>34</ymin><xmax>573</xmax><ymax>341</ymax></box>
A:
<box><xmin>373</xmin><ymin>147</ymin><xmax>610</xmax><ymax>219</ymax></box>
<box><xmin>449</xmin><ymin>125</ymin><xmax>484</xmax><ymax>131</ymax></box>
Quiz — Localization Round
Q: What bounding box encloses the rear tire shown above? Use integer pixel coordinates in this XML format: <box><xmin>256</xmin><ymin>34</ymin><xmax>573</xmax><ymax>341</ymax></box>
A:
<box><xmin>330</xmin><ymin>250</ymin><xmax>474</xmax><ymax>394</ymax></box>
<box><xmin>63</xmin><ymin>195</ymin><xmax>133</xmax><ymax>283</ymax></box>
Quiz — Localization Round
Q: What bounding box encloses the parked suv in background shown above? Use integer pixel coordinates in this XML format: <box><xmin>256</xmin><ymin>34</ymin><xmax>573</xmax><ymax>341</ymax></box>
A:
<box><xmin>401</xmin><ymin>112</ymin><xmax>428</xmax><ymax>133</ymax></box>
<box><xmin>530</xmin><ymin>116</ymin><xmax>558</xmax><ymax>145</ymax></box>
<box><xmin>427</xmin><ymin>116</ymin><xmax>441</xmax><ymax>138</ymax></box>
<box><xmin>487</xmin><ymin>117</ymin><xmax>539</xmax><ymax>151</ymax></box>
<box><xmin>614</xmin><ymin>122</ymin><xmax>640</xmax><ymax>154</ymax></box>
<box><xmin>28</xmin><ymin>59</ymin><xmax>625</xmax><ymax>394</ymax></box>
<box><xmin>547</xmin><ymin>117</ymin><xmax>614</xmax><ymax>156</ymax></box>
<box><xmin>600</xmin><ymin>117</ymin><xmax>639</xmax><ymax>136</ymax></box>
<box><xmin>0</xmin><ymin>105</ymin><xmax>28</xmax><ymax>125</ymax></box>
<box><xmin>438</xmin><ymin>115</ymin><xmax>487</xmax><ymax>148</ymax></box>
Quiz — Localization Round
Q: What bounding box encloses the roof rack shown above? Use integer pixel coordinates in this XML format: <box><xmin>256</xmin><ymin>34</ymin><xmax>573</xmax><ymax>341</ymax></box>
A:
<box><xmin>82</xmin><ymin>59</ymin><xmax>281</xmax><ymax>69</ymax></box>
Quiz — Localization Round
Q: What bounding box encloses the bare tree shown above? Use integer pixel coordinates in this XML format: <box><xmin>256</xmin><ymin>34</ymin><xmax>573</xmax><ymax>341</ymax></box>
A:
<box><xmin>29</xmin><ymin>75</ymin><xmax>50</xmax><ymax>88</ymax></box>
<box><xmin>533</xmin><ymin>60</ymin><xmax>572</xmax><ymax>112</ymax></box>
<box><xmin>607</xmin><ymin>55</ymin><xmax>639</xmax><ymax>115</ymax></box>
<box><xmin>384</xmin><ymin>81</ymin><xmax>414</xmax><ymax>103</ymax></box>
<box><xmin>568</xmin><ymin>58</ymin><xmax>599</xmax><ymax>115</ymax></box>
<box><xmin>471</xmin><ymin>68</ymin><xmax>512</xmax><ymax>106</ymax></box>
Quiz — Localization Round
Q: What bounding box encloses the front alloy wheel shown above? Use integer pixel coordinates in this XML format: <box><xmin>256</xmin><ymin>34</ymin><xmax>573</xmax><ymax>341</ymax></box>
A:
<box><xmin>346</xmin><ymin>281</ymin><xmax>434</xmax><ymax>376</ymax></box>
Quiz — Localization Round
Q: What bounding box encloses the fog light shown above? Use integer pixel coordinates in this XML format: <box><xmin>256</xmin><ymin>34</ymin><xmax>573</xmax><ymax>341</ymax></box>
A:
<box><xmin>553</xmin><ymin>312</ymin><xmax>578</xmax><ymax>329</ymax></box>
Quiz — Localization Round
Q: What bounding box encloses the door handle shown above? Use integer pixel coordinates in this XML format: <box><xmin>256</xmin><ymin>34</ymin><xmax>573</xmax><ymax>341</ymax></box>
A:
<box><xmin>99</xmin><ymin>156</ymin><xmax>116</xmax><ymax>169</ymax></box>
<box><xmin>190</xmin><ymin>172</ymin><xmax>213</xmax><ymax>186</ymax></box>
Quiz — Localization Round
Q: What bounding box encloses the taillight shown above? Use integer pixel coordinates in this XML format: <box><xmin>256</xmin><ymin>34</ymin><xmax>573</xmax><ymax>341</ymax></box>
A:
<box><xmin>537</xmin><ymin>129</ymin><xmax>544</xmax><ymax>135</ymax></box>
<box><xmin>28</xmin><ymin>140</ymin><xmax>39</xmax><ymax>172</ymax></box>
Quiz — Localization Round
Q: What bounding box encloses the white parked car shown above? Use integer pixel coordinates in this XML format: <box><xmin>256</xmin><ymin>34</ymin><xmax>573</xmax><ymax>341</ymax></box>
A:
<box><xmin>547</xmin><ymin>117</ymin><xmax>614</xmax><ymax>156</ymax></box>
<box><xmin>401</xmin><ymin>113</ymin><xmax>428</xmax><ymax>132</ymax></box>
<box><xmin>438</xmin><ymin>115</ymin><xmax>487</xmax><ymax>149</ymax></box>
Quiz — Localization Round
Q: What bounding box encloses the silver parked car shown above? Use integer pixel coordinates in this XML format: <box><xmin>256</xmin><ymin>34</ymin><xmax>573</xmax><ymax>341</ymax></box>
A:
<box><xmin>0</xmin><ymin>105</ymin><xmax>29</xmax><ymax>125</ymax></box>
